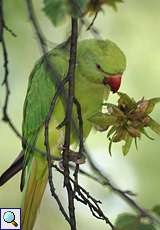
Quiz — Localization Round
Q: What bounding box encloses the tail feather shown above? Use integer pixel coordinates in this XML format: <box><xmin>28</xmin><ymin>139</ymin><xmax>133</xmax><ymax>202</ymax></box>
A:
<box><xmin>22</xmin><ymin>157</ymin><xmax>48</xmax><ymax>230</ymax></box>
<box><xmin>0</xmin><ymin>151</ymin><xmax>24</xmax><ymax>186</ymax></box>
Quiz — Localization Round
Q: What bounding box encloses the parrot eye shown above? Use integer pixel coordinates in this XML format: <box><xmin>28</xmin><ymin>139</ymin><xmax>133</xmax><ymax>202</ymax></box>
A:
<box><xmin>96</xmin><ymin>64</ymin><xmax>101</xmax><ymax>69</ymax></box>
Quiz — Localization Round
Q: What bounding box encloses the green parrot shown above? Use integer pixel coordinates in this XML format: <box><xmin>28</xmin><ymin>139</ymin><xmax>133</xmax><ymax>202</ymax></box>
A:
<box><xmin>0</xmin><ymin>39</ymin><xmax>126</xmax><ymax>230</ymax></box>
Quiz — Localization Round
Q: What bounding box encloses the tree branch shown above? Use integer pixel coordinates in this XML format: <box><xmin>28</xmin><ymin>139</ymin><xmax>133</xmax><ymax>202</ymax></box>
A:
<box><xmin>83</xmin><ymin>152</ymin><xmax>160</xmax><ymax>225</ymax></box>
<box><xmin>71</xmin><ymin>0</ymin><xmax>102</xmax><ymax>39</ymax></box>
<box><xmin>72</xmin><ymin>97</ymin><xmax>84</xmax><ymax>189</ymax></box>
<box><xmin>87</xmin><ymin>11</ymin><xmax>99</xmax><ymax>31</ymax></box>
<box><xmin>53</xmin><ymin>164</ymin><xmax>115</xmax><ymax>229</ymax></box>
<box><xmin>0</xmin><ymin>0</ymin><xmax>21</xmax><ymax>138</ymax></box>
<box><xmin>62</xmin><ymin>18</ymin><xmax>78</xmax><ymax>230</ymax></box>
<box><xmin>44</xmin><ymin>76</ymin><xmax>70</xmax><ymax>223</ymax></box>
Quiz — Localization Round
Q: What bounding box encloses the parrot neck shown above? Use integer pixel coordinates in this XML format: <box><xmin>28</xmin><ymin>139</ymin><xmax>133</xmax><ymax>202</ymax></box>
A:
<box><xmin>75</xmin><ymin>78</ymin><xmax>106</xmax><ymax>139</ymax></box>
<box><xmin>75</xmin><ymin>78</ymin><xmax>106</xmax><ymax>117</ymax></box>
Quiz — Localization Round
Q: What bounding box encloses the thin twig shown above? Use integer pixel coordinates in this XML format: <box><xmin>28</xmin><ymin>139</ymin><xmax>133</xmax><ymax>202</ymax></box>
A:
<box><xmin>0</xmin><ymin>0</ymin><xmax>4</xmax><ymax>41</ymax></box>
<box><xmin>0</xmin><ymin>0</ymin><xmax>21</xmax><ymax>138</ymax></box>
<box><xmin>73</xmin><ymin>97</ymin><xmax>84</xmax><ymax>190</ymax></box>
<box><xmin>87</xmin><ymin>11</ymin><xmax>99</xmax><ymax>31</ymax></box>
<box><xmin>4</xmin><ymin>24</ymin><xmax>17</xmax><ymax>37</ymax></box>
<box><xmin>44</xmin><ymin>76</ymin><xmax>70</xmax><ymax>222</ymax></box>
<box><xmin>74</xmin><ymin>0</ymin><xmax>102</xmax><ymax>39</ymax></box>
<box><xmin>53</xmin><ymin>164</ymin><xmax>115</xmax><ymax>229</ymax></box>
<box><xmin>73</xmin><ymin>97</ymin><xmax>84</xmax><ymax>154</ymax></box>
<box><xmin>84</xmin><ymin>152</ymin><xmax>160</xmax><ymax>225</ymax></box>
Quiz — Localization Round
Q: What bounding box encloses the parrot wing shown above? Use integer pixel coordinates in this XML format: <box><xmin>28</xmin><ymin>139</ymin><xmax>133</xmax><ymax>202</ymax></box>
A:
<box><xmin>21</xmin><ymin>49</ymin><xmax>67</xmax><ymax>190</ymax></box>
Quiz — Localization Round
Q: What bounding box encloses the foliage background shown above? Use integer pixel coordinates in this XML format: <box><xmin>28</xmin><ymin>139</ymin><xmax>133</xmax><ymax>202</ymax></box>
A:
<box><xmin>0</xmin><ymin>1</ymin><xmax>160</xmax><ymax>229</ymax></box>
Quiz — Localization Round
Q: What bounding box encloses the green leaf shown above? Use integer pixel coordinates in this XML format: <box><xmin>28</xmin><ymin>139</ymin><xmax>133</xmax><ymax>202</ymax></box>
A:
<box><xmin>43</xmin><ymin>0</ymin><xmax>88</xmax><ymax>26</ymax></box>
<box><xmin>88</xmin><ymin>112</ymin><xmax>117</xmax><ymax>130</ymax></box>
<box><xmin>122</xmin><ymin>134</ymin><xmax>133</xmax><ymax>155</ymax></box>
<box><xmin>86</xmin><ymin>0</ymin><xmax>123</xmax><ymax>14</ymax></box>
<box><xmin>105</xmin><ymin>0</ymin><xmax>124</xmax><ymax>11</ymax></box>
<box><xmin>43</xmin><ymin>0</ymin><xmax>67</xmax><ymax>25</ymax></box>
<box><xmin>69</xmin><ymin>0</ymin><xmax>88</xmax><ymax>17</ymax></box>
<box><xmin>148</xmin><ymin>118</ymin><xmax>160</xmax><ymax>136</ymax></box>
<box><xmin>118</xmin><ymin>92</ymin><xmax>136</xmax><ymax>110</ymax></box>
<box><xmin>107</xmin><ymin>126</ymin><xmax>117</xmax><ymax>138</ymax></box>
<box><xmin>108</xmin><ymin>134</ymin><xmax>115</xmax><ymax>155</ymax></box>
<box><xmin>138</xmin><ymin>225</ymin><xmax>156</xmax><ymax>230</ymax></box>
<box><xmin>106</xmin><ymin>103</ymin><xmax>125</xmax><ymax>117</ymax></box>
<box><xmin>134</xmin><ymin>137</ymin><xmax>138</xmax><ymax>150</ymax></box>
<box><xmin>115</xmin><ymin>213</ymin><xmax>156</xmax><ymax>230</ymax></box>
<box><xmin>152</xmin><ymin>205</ymin><xmax>160</xmax><ymax>217</ymax></box>
<box><xmin>145</xmin><ymin>97</ymin><xmax>160</xmax><ymax>114</ymax></box>
<box><xmin>141</xmin><ymin>128</ymin><xmax>154</xmax><ymax>140</ymax></box>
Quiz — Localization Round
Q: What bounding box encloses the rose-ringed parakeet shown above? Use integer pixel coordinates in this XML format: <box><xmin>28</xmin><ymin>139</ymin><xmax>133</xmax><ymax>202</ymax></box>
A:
<box><xmin>0</xmin><ymin>39</ymin><xmax>126</xmax><ymax>230</ymax></box>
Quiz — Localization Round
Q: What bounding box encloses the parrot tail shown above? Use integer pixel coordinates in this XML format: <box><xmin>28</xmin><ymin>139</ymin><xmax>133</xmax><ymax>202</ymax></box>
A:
<box><xmin>21</xmin><ymin>156</ymin><xmax>48</xmax><ymax>230</ymax></box>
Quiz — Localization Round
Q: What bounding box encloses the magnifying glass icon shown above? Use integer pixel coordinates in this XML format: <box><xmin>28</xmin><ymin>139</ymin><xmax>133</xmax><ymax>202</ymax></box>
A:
<box><xmin>3</xmin><ymin>211</ymin><xmax>18</xmax><ymax>227</ymax></box>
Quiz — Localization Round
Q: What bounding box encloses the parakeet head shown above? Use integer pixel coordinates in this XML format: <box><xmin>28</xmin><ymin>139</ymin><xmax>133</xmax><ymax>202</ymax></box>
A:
<box><xmin>77</xmin><ymin>39</ymin><xmax>126</xmax><ymax>92</ymax></box>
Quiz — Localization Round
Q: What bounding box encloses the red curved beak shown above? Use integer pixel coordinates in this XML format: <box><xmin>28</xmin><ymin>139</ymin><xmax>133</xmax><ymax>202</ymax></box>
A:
<box><xmin>103</xmin><ymin>74</ymin><xmax>122</xmax><ymax>93</ymax></box>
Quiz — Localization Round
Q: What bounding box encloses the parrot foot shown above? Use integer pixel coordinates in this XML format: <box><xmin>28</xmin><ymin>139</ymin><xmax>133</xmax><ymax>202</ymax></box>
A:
<box><xmin>58</xmin><ymin>148</ymin><xmax>86</xmax><ymax>170</ymax></box>
<box><xmin>67</xmin><ymin>149</ymin><xmax>86</xmax><ymax>164</ymax></box>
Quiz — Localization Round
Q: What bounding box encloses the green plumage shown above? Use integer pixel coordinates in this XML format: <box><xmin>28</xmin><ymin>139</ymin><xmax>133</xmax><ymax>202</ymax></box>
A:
<box><xmin>21</xmin><ymin>39</ymin><xmax>126</xmax><ymax>230</ymax></box>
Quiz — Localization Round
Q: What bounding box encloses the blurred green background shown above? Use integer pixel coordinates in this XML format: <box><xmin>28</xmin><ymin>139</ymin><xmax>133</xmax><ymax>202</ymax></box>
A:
<box><xmin>0</xmin><ymin>1</ymin><xmax>160</xmax><ymax>229</ymax></box>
